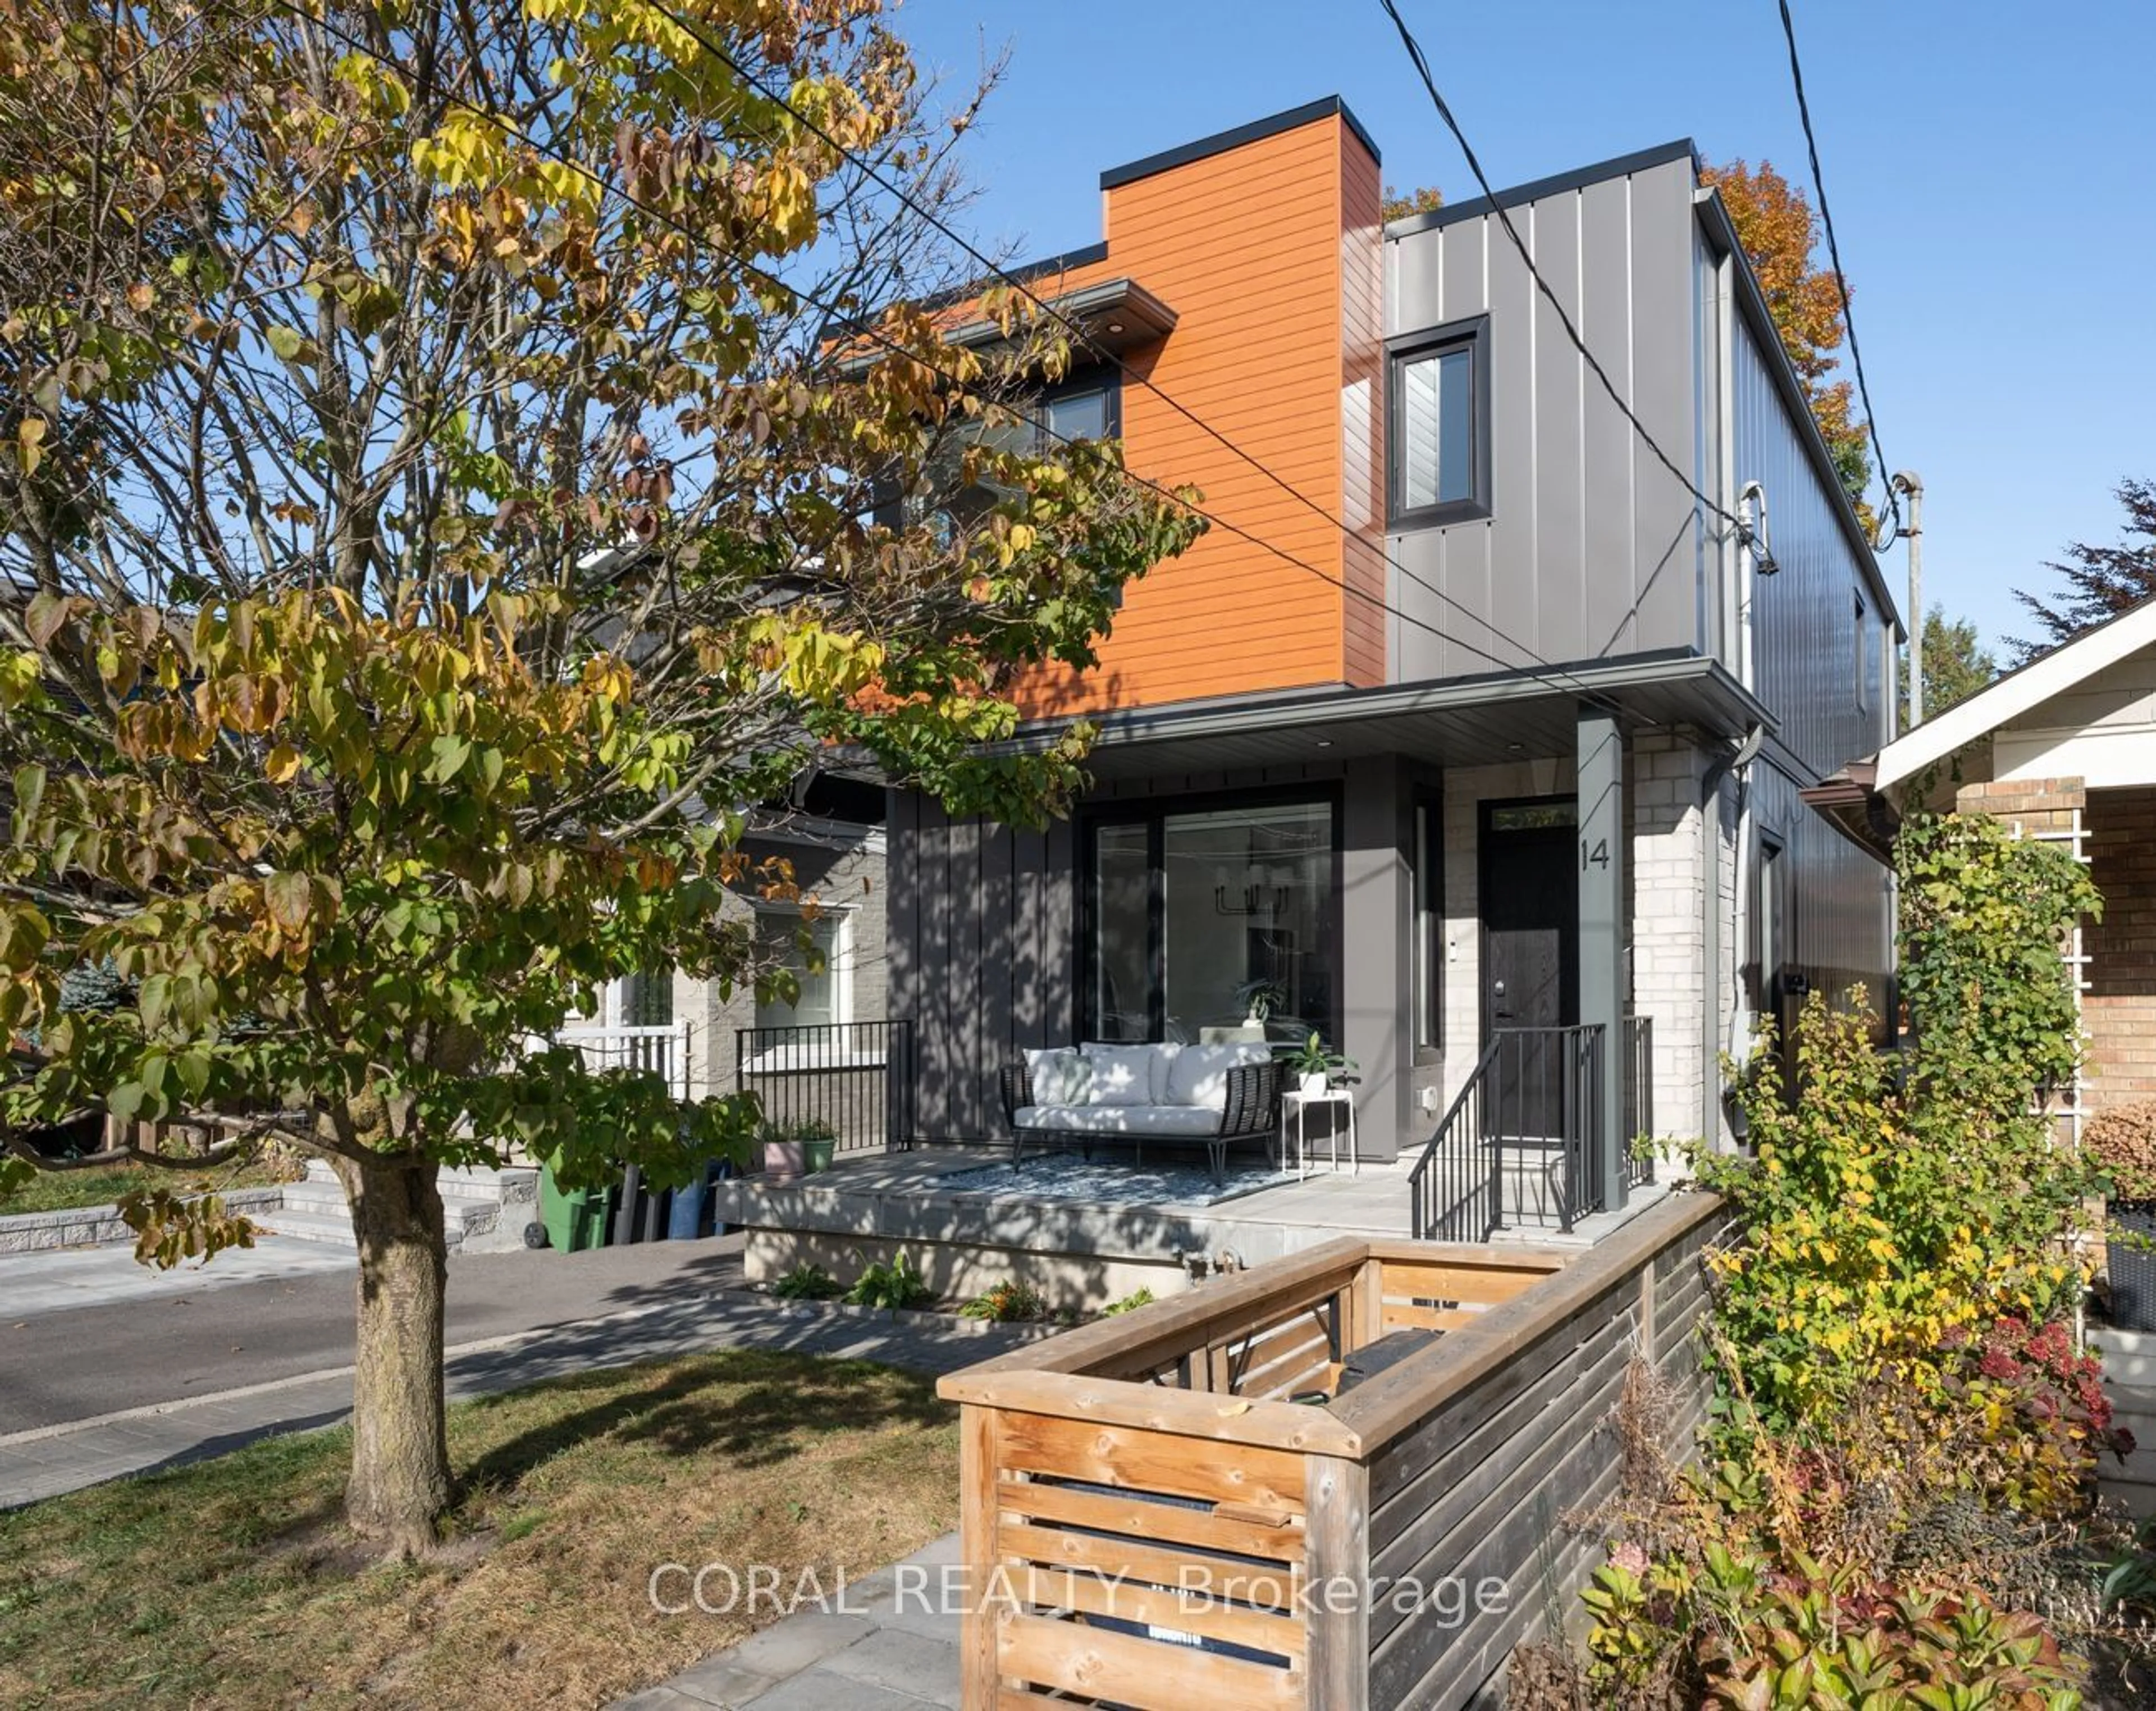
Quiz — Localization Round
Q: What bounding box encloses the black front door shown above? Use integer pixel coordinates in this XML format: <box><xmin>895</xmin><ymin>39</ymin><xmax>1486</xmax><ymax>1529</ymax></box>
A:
<box><xmin>1480</xmin><ymin>801</ymin><xmax>1579</xmax><ymax>1139</ymax></box>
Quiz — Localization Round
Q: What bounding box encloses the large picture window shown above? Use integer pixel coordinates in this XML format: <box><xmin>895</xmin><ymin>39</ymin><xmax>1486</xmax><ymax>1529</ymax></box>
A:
<box><xmin>1084</xmin><ymin>796</ymin><xmax>1339</xmax><ymax>1045</ymax></box>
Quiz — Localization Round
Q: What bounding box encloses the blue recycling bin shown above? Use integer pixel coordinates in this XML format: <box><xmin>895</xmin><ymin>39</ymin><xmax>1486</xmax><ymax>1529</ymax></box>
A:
<box><xmin>666</xmin><ymin>1174</ymin><xmax>709</xmax><ymax>1240</ymax></box>
<box><xmin>664</xmin><ymin>1158</ymin><xmax>734</xmax><ymax>1240</ymax></box>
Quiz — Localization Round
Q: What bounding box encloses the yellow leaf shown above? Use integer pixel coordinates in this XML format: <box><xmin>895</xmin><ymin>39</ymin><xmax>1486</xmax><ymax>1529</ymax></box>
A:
<box><xmin>266</xmin><ymin>743</ymin><xmax>302</xmax><ymax>784</ymax></box>
<box><xmin>16</xmin><ymin>416</ymin><xmax>46</xmax><ymax>478</ymax></box>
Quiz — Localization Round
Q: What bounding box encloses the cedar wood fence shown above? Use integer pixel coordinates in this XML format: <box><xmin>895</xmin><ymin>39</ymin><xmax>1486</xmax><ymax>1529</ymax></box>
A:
<box><xmin>937</xmin><ymin>1190</ymin><xmax>1725</xmax><ymax>1709</ymax></box>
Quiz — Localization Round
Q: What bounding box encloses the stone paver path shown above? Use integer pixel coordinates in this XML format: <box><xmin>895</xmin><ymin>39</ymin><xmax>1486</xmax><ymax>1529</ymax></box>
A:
<box><xmin>616</xmin><ymin>1532</ymin><xmax>964</xmax><ymax>1710</ymax></box>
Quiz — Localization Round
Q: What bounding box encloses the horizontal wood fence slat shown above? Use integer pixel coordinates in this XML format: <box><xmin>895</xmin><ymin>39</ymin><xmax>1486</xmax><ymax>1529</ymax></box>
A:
<box><xmin>939</xmin><ymin>1192</ymin><xmax>1728</xmax><ymax>1710</ymax></box>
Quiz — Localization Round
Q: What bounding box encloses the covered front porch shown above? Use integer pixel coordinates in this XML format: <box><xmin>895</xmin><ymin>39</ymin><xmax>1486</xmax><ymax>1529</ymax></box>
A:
<box><xmin>885</xmin><ymin>649</ymin><xmax>1766</xmax><ymax>1245</ymax></box>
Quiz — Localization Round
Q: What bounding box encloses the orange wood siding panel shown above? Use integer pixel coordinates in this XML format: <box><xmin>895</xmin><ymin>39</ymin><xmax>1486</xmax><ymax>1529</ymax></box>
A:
<box><xmin>1338</xmin><ymin>122</ymin><xmax>1388</xmax><ymax>689</ymax></box>
<box><xmin>1015</xmin><ymin>113</ymin><xmax>1381</xmax><ymax>717</ymax></box>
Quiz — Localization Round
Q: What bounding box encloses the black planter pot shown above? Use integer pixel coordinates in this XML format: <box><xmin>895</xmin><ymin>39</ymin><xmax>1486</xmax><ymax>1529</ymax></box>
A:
<box><xmin>2107</xmin><ymin>1200</ymin><xmax>2156</xmax><ymax>1332</ymax></box>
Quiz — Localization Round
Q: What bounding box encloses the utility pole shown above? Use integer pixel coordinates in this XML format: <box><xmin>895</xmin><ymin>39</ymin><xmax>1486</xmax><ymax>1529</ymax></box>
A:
<box><xmin>1892</xmin><ymin>471</ymin><xmax>1925</xmax><ymax>726</ymax></box>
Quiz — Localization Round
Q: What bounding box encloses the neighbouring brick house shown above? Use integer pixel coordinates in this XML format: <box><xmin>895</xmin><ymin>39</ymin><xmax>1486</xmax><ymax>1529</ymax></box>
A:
<box><xmin>1809</xmin><ymin>598</ymin><xmax>2156</xmax><ymax>1118</ymax></box>
<box><xmin>874</xmin><ymin>97</ymin><xmax>1901</xmax><ymax>1222</ymax></box>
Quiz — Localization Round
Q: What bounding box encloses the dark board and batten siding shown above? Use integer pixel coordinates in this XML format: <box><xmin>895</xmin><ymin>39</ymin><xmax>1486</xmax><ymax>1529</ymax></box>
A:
<box><xmin>888</xmin><ymin>763</ymin><xmax>1354</xmax><ymax>1146</ymax></box>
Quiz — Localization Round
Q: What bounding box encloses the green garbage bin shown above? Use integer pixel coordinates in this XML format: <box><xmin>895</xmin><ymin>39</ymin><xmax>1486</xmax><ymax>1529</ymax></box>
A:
<box><xmin>539</xmin><ymin>1158</ymin><xmax>609</xmax><ymax>1253</ymax></box>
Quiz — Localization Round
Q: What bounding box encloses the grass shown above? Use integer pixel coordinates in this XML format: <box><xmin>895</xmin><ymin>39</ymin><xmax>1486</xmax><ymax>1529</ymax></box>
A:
<box><xmin>0</xmin><ymin>1158</ymin><xmax>292</xmax><ymax>1217</ymax></box>
<box><xmin>0</xmin><ymin>1349</ymin><xmax>961</xmax><ymax>1709</ymax></box>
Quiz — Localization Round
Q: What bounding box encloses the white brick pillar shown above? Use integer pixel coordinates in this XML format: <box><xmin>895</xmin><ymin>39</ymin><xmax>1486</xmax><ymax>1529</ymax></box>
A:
<box><xmin>1628</xmin><ymin>733</ymin><xmax>1709</xmax><ymax>1144</ymax></box>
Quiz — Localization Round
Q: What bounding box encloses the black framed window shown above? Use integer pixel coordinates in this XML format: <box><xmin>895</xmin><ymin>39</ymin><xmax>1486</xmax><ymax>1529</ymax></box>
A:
<box><xmin>1082</xmin><ymin>793</ymin><xmax>1341</xmax><ymax>1046</ymax></box>
<box><xmin>1389</xmin><ymin>318</ymin><xmax>1490</xmax><ymax>527</ymax></box>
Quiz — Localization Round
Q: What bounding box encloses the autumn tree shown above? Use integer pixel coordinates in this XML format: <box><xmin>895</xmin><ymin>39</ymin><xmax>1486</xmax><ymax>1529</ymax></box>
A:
<box><xmin>1898</xmin><ymin>609</ymin><xmax>1999</xmax><ymax>726</ymax></box>
<box><xmin>2009</xmin><ymin>477</ymin><xmax>2156</xmax><ymax>661</ymax></box>
<box><xmin>1702</xmin><ymin>158</ymin><xmax>1870</xmax><ymax>513</ymax></box>
<box><xmin>0</xmin><ymin>0</ymin><xmax>1200</xmax><ymax>1555</ymax></box>
<box><xmin>1382</xmin><ymin>182</ymin><xmax>1442</xmax><ymax>222</ymax></box>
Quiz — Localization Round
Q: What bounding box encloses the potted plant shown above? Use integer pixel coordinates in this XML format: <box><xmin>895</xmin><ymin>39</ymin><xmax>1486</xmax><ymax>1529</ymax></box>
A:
<box><xmin>800</xmin><ymin>1118</ymin><xmax>838</xmax><ymax>1174</ymax></box>
<box><xmin>759</xmin><ymin>1119</ymin><xmax>806</xmax><ymax>1178</ymax></box>
<box><xmin>1286</xmin><ymin>1032</ymin><xmax>1358</xmax><ymax>1098</ymax></box>
<box><xmin>2091</xmin><ymin>1099</ymin><xmax>2156</xmax><ymax>1331</ymax></box>
<box><xmin>1233</xmin><ymin>979</ymin><xmax>1285</xmax><ymax>1029</ymax></box>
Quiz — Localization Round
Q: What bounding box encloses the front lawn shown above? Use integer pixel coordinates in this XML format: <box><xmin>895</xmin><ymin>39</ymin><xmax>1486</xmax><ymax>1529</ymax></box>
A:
<box><xmin>0</xmin><ymin>1158</ymin><xmax>293</xmax><ymax>1217</ymax></box>
<box><xmin>0</xmin><ymin>1350</ymin><xmax>960</xmax><ymax>1709</ymax></box>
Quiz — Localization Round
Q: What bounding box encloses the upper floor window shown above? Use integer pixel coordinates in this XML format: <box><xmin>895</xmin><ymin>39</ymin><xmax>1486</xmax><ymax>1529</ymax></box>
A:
<box><xmin>873</xmin><ymin>374</ymin><xmax>1120</xmax><ymax>536</ymax></box>
<box><xmin>1040</xmin><ymin>381</ymin><xmax>1115</xmax><ymax>445</ymax></box>
<box><xmin>1389</xmin><ymin>319</ymin><xmax>1490</xmax><ymax>528</ymax></box>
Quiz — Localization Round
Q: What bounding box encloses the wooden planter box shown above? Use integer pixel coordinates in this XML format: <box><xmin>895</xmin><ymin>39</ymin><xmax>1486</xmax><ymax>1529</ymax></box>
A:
<box><xmin>938</xmin><ymin>1192</ymin><xmax>1724</xmax><ymax>1710</ymax></box>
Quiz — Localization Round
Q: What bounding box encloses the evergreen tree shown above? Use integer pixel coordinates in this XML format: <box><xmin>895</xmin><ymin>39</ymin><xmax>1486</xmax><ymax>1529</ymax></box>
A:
<box><xmin>2010</xmin><ymin>478</ymin><xmax>2156</xmax><ymax>662</ymax></box>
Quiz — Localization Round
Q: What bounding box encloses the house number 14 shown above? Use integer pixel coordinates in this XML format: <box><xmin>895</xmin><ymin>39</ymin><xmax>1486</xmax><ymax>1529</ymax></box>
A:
<box><xmin>1581</xmin><ymin>837</ymin><xmax>1609</xmax><ymax>870</ymax></box>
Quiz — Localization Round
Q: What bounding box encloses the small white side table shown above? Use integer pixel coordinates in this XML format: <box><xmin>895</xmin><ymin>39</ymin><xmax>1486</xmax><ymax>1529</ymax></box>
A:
<box><xmin>1281</xmin><ymin>1087</ymin><xmax>1358</xmax><ymax>1179</ymax></box>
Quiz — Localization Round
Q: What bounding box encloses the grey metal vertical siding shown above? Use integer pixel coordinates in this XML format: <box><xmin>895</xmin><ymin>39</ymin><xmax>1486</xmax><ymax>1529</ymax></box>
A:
<box><xmin>1727</xmin><ymin>293</ymin><xmax>1896</xmax><ymax>1005</ymax></box>
<box><xmin>1384</xmin><ymin>152</ymin><xmax>1705</xmax><ymax>677</ymax></box>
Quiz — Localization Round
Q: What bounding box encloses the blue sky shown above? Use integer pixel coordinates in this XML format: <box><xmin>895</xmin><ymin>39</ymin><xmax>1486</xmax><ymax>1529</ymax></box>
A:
<box><xmin>896</xmin><ymin>0</ymin><xmax>2154</xmax><ymax>658</ymax></box>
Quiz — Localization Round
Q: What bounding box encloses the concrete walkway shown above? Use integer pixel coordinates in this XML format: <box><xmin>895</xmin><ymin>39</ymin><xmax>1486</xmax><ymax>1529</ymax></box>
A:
<box><xmin>618</xmin><ymin>1532</ymin><xmax>965</xmax><ymax>1711</ymax></box>
<box><xmin>0</xmin><ymin>1271</ymin><xmax>1049</xmax><ymax>1509</ymax></box>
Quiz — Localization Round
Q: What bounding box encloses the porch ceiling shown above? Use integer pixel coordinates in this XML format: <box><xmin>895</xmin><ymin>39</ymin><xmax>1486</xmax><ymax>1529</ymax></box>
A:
<box><xmin>1012</xmin><ymin>650</ymin><xmax>1774</xmax><ymax>781</ymax></box>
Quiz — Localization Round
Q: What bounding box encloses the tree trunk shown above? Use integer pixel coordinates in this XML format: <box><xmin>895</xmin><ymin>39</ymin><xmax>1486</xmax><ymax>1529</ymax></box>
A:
<box><xmin>334</xmin><ymin>1152</ymin><xmax>451</xmax><ymax>1556</ymax></box>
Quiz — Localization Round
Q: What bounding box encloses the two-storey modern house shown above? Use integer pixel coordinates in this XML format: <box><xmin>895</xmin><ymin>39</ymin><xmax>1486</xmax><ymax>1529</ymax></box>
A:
<box><xmin>883</xmin><ymin>97</ymin><xmax>1899</xmax><ymax>1229</ymax></box>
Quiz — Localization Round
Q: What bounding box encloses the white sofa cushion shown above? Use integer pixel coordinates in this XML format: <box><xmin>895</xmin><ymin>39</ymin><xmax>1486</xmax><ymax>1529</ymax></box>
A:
<box><xmin>1024</xmin><ymin>1047</ymin><xmax>1091</xmax><ymax>1106</ymax></box>
<box><xmin>1013</xmin><ymin>1103</ymin><xmax>1223</xmax><ymax>1138</ymax></box>
<box><xmin>1163</xmin><ymin>1042</ymin><xmax>1272</xmax><ymax>1110</ymax></box>
<box><xmin>1079</xmin><ymin>1043</ymin><xmax>1161</xmax><ymax>1106</ymax></box>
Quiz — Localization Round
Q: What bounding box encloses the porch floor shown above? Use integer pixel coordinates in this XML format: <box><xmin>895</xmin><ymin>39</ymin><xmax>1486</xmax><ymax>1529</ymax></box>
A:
<box><xmin>718</xmin><ymin>1146</ymin><xmax>1669</xmax><ymax>1253</ymax></box>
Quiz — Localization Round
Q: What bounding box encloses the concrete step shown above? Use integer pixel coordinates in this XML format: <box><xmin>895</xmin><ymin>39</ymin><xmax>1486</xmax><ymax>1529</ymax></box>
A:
<box><xmin>257</xmin><ymin>1190</ymin><xmax>506</xmax><ymax>1252</ymax></box>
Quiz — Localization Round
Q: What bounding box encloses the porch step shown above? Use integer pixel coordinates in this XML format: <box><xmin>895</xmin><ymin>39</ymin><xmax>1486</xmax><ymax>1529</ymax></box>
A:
<box><xmin>1494</xmin><ymin>1139</ymin><xmax>1577</xmax><ymax>1226</ymax></box>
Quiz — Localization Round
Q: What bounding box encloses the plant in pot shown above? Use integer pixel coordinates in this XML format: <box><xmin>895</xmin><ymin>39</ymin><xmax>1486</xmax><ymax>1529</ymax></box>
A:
<box><xmin>2092</xmin><ymin>1099</ymin><xmax>2156</xmax><ymax>1332</ymax></box>
<box><xmin>1286</xmin><ymin>1032</ymin><xmax>1358</xmax><ymax>1098</ymax></box>
<box><xmin>1233</xmin><ymin>979</ymin><xmax>1285</xmax><ymax>1029</ymax></box>
<box><xmin>798</xmin><ymin>1118</ymin><xmax>838</xmax><ymax>1174</ymax></box>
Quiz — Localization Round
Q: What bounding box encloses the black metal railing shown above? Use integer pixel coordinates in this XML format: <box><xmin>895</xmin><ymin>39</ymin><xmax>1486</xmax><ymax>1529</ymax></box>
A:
<box><xmin>1411</xmin><ymin>1037</ymin><xmax>1502</xmax><ymax>1241</ymax></box>
<box><xmin>735</xmin><ymin>1020</ymin><xmax>917</xmax><ymax>1156</ymax></box>
<box><xmin>1622</xmin><ymin>1014</ymin><xmax>1655</xmax><ymax>1190</ymax></box>
<box><xmin>1410</xmin><ymin>1023</ymin><xmax>1613</xmax><ymax>1239</ymax></box>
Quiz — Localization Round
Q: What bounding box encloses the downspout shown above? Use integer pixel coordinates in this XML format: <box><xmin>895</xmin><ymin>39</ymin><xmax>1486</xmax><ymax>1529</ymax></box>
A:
<box><xmin>1726</xmin><ymin>482</ymin><xmax>1776</xmax><ymax>1123</ymax></box>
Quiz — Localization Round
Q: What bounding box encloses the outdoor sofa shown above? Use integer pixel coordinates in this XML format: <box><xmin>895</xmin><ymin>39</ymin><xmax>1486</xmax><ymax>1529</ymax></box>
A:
<box><xmin>997</xmin><ymin>1041</ymin><xmax>1284</xmax><ymax>1185</ymax></box>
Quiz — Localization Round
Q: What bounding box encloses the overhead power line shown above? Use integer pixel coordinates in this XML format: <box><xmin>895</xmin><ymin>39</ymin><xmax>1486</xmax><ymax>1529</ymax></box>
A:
<box><xmin>1773</xmin><ymin>0</ymin><xmax>1902</xmax><ymax>539</ymax></box>
<box><xmin>629</xmin><ymin>0</ymin><xmax>1606</xmax><ymax>701</ymax></box>
<box><xmin>1373</xmin><ymin>0</ymin><xmax>1747</xmax><ymax>540</ymax></box>
<box><xmin>255</xmin><ymin>0</ymin><xmax>1631</xmax><ymax>713</ymax></box>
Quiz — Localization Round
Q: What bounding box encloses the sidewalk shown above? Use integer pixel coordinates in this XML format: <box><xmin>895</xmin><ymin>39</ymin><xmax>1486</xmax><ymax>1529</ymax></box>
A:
<box><xmin>617</xmin><ymin>1532</ymin><xmax>965</xmax><ymax>1711</ymax></box>
<box><xmin>0</xmin><ymin>1281</ymin><xmax>1048</xmax><ymax>1509</ymax></box>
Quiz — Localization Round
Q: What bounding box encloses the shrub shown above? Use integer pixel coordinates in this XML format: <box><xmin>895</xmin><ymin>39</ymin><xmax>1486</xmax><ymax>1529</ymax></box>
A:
<box><xmin>1897</xmin><ymin>810</ymin><xmax>2100</xmax><ymax>1114</ymax></box>
<box><xmin>1101</xmin><ymin>1285</ymin><xmax>1157</xmax><ymax>1317</ymax></box>
<box><xmin>769</xmin><ymin>1262</ymin><xmax>842</xmax><ymax>1301</ymax></box>
<box><xmin>2089</xmin><ymin>1101</ymin><xmax>2156</xmax><ymax>1204</ymax></box>
<box><xmin>844</xmin><ymin>1250</ymin><xmax>934</xmax><ymax>1312</ymax></box>
<box><xmin>1697</xmin><ymin>993</ymin><xmax>2091</xmax><ymax>1429</ymax></box>
<box><xmin>1591</xmin><ymin>1545</ymin><xmax>2082</xmax><ymax>1709</ymax></box>
<box><xmin>959</xmin><ymin>1280</ymin><xmax>1049</xmax><ymax>1322</ymax></box>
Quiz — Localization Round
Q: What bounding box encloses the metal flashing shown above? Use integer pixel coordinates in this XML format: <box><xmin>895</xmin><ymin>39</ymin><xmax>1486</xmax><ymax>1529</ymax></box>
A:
<box><xmin>1099</xmin><ymin>96</ymin><xmax>1379</xmax><ymax>191</ymax></box>
<box><xmin>1383</xmin><ymin>139</ymin><xmax>1699</xmax><ymax>237</ymax></box>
